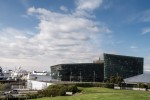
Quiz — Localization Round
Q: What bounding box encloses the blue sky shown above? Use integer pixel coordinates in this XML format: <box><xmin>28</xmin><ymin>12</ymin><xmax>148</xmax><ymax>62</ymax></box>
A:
<box><xmin>0</xmin><ymin>0</ymin><xmax>150</xmax><ymax>71</ymax></box>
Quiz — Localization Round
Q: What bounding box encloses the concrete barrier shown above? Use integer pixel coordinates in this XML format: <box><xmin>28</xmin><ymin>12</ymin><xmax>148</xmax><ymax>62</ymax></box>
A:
<box><xmin>132</xmin><ymin>88</ymin><xmax>146</xmax><ymax>91</ymax></box>
<box><xmin>114</xmin><ymin>86</ymin><xmax>120</xmax><ymax>90</ymax></box>
<box><xmin>114</xmin><ymin>87</ymin><xmax>147</xmax><ymax>91</ymax></box>
<box><xmin>66</xmin><ymin>92</ymin><xmax>73</xmax><ymax>95</ymax></box>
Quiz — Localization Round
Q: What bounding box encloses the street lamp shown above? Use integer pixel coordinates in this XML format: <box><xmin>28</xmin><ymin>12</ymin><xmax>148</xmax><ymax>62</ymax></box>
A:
<box><xmin>93</xmin><ymin>71</ymin><xmax>95</xmax><ymax>82</ymax></box>
<box><xmin>70</xmin><ymin>71</ymin><xmax>72</xmax><ymax>82</ymax></box>
<box><xmin>80</xmin><ymin>71</ymin><xmax>82</xmax><ymax>82</ymax></box>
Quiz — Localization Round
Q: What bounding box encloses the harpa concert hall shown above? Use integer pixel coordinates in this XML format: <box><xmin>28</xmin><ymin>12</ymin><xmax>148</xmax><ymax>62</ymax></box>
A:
<box><xmin>50</xmin><ymin>53</ymin><xmax>143</xmax><ymax>82</ymax></box>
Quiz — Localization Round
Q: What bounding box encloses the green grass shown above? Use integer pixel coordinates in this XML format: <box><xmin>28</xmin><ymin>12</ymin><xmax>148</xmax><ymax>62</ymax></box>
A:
<box><xmin>28</xmin><ymin>87</ymin><xmax>150</xmax><ymax>100</ymax></box>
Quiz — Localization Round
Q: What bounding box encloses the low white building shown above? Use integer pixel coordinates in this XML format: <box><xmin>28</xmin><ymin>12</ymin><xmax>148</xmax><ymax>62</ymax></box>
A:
<box><xmin>27</xmin><ymin>74</ymin><xmax>54</xmax><ymax>90</ymax></box>
<box><xmin>27</xmin><ymin>80</ymin><xmax>54</xmax><ymax>90</ymax></box>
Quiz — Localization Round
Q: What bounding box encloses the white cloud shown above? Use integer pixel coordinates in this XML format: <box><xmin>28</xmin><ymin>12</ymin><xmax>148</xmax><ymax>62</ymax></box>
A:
<box><xmin>76</xmin><ymin>0</ymin><xmax>103</xmax><ymax>11</ymax></box>
<box><xmin>129</xmin><ymin>9</ymin><xmax>150</xmax><ymax>23</ymax></box>
<box><xmin>20</xmin><ymin>0</ymin><xmax>30</xmax><ymax>9</ymax></box>
<box><xmin>140</xmin><ymin>9</ymin><xmax>150</xmax><ymax>22</ymax></box>
<box><xmin>142</xmin><ymin>27</ymin><xmax>150</xmax><ymax>35</ymax></box>
<box><xmin>130</xmin><ymin>45</ymin><xmax>138</xmax><ymax>49</ymax></box>
<box><xmin>60</xmin><ymin>6</ymin><xmax>68</xmax><ymax>12</ymax></box>
<box><xmin>0</xmin><ymin>0</ymin><xmax>111</xmax><ymax>71</ymax></box>
<box><xmin>74</xmin><ymin>0</ymin><xmax>103</xmax><ymax>18</ymax></box>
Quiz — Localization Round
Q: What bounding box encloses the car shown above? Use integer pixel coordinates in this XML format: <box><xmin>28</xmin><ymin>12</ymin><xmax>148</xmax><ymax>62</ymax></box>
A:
<box><xmin>8</xmin><ymin>90</ymin><xmax>18</xmax><ymax>94</ymax></box>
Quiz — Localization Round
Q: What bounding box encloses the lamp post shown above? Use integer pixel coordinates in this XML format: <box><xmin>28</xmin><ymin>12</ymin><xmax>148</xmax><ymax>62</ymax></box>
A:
<box><xmin>80</xmin><ymin>71</ymin><xmax>82</xmax><ymax>82</ymax></box>
<box><xmin>93</xmin><ymin>71</ymin><xmax>95</xmax><ymax>82</ymax></box>
<box><xmin>70</xmin><ymin>71</ymin><xmax>72</xmax><ymax>82</ymax></box>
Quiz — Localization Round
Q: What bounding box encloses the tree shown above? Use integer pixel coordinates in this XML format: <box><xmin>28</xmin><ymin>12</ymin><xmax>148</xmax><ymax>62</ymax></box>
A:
<box><xmin>0</xmin><ymin>83</ymin><xmax>5</xmax><ymax>91</ymax></box>
<box><xmin>108</xmin><ymin>76</ymin><xmax>124</xmax><ymax>85</ymax></box>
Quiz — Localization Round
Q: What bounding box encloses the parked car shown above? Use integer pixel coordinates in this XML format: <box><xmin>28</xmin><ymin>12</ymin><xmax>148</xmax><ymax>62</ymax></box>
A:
<box><xmin>8</xmin><ymin>90</ymin><xmax>18</xmax><ymax>94</ymax></box>
<box><xmin>5</xmin><ymin>90</ymin><xmax>18</xmax><ymax>94</ymax></box>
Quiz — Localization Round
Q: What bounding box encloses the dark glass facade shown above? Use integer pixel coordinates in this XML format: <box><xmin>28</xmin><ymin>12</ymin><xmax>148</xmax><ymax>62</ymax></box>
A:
<box><xmin>50</xmin><ymin>54</ymin><xmax>144</xmax><ymax>82</ymax></box>
<box><xmin>104</xmin><ymin>53</ymin><xmax>143</xmax><ymax>79</ymax></box>
<box><xmin>51</xmin><ymin>63</ymin><xmax>104</xmax><ymax>82</ymax></box>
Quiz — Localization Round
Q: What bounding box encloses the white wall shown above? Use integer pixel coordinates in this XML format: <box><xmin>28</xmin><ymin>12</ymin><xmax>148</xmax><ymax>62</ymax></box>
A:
<box><xmin>27</xmin><ymin>80</ymin><xmax>54</xmax><ymax>90</ymax></box>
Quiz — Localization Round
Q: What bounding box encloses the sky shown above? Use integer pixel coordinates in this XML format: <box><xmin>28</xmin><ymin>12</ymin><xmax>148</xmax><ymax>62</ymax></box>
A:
<box><xmin>0</xmin><ymin>0</ymin><xmax>150</xmax><ymax>71</ymax></box>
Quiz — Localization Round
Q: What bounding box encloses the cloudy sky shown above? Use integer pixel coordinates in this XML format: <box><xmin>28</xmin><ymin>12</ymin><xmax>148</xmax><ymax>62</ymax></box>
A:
<box><xmin>0</xmin><ymin>0</ymin><xmax>150</xmax><ymax>71</ymax></box>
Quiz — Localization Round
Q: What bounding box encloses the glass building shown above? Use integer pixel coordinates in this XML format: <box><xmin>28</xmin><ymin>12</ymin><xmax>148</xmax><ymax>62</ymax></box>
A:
<box><xmin>51</xmin><ymin>63</ymin><xmax>104</xmax><ymax>82</ymax></box>
<box><xmin>104</xmin><ymin>53</ymin><xmax>143</xmax><ymax>80</ymax></box>
<box><xmin>50</xmin><ymin>53</ymin><xmax>144</xmax><ymax>82</ymax></box>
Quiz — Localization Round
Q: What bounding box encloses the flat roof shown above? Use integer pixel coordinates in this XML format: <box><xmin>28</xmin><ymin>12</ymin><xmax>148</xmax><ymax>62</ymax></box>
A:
<box><xmin>51</xmin><ymin>63</ymin><xmax>104</xmax><ymax>67</ymax></box>
<box><xmin>104</xmin><ymin>53</ymin><xmax>143</xmax><ymax>59</ymax></box>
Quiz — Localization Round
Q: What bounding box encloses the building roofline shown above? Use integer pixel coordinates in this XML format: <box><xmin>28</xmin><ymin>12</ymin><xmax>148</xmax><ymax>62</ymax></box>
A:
<box><xmin>104</xmin><ymin>53</ymin><xmax>143</xmax><ymax>59</ymax></box>
<box><xmin>50</xmin><ymin>63</ymin><xmax>103</xmax><ymax>67</ymax></box>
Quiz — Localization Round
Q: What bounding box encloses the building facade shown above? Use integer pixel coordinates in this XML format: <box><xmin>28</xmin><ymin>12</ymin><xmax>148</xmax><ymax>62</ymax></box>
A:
<box><xmin>50</xmin><ymin>53</ymin><xmax>144</xmax><ymax>82</ymax></box>
<box><xmin>104</xmin><ymin>53</ymin><xmax>143</xmax><ymax>79</ymax></box>
<box><xmin>51</xmin><ymin>63</ymin><xmax>104</xmax><ymax>82</ymax></box>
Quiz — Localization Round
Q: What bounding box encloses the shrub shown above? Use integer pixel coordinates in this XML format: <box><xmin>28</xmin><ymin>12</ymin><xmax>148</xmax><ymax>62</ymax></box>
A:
<box><xmin>103</xmin><ymin>83</ymin><xmax>114</xmax><ymax>88</ymax></box>
<box><xmin>137</xmin><ymin>83</ymin><xmax>148</xmax><ymax>88</ymax></box>
<box><xmin>67</xmin><ymin>85</ymin><xmax>78</xmax><ymax>93</ymax></box>
<box><xmin>4</xmin><ymin>83</ymin><xmax>11</xmax><ymax>90</ymax></box>
<box><xmin>75</xmin><ymin>83</ymin><xmax>93</xmax><ymax>87</ymax></box>
<box><xmin>59</xmin><ymin>86</ymin><xmax>66</xmax><ymax>96</ymax></box>
<box><xmin>0</xmin><ymin>83</ymin><xmax>5</xmax><ymax>91</ymax></box>
<box><xmin>37</xmin><ymin>84</ymin><xmax>79</xmax><ymax>97</ymax></box>
<box><xmin>147</xmin><ymin>84</ymin><xmax>150</xmax><ymax>89</ymax></box>
<box><xmin>39</xmin><ymin>85</ymin><xmax>67</xmax><ymax>97</ymax></box>
<box><xmin>0</xmin><ymin>83</ymin><xmax>11</xmax><ymax>91</ymax></box>
<box><xmin>26</xmin><ymin>93</ymin><xmax>39</xmax><ymax>99</ymax></box>
<box><xmin>74</xmin><ymin>83</ymin><xmax>114</xmax><ymax>89</ymax></box>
